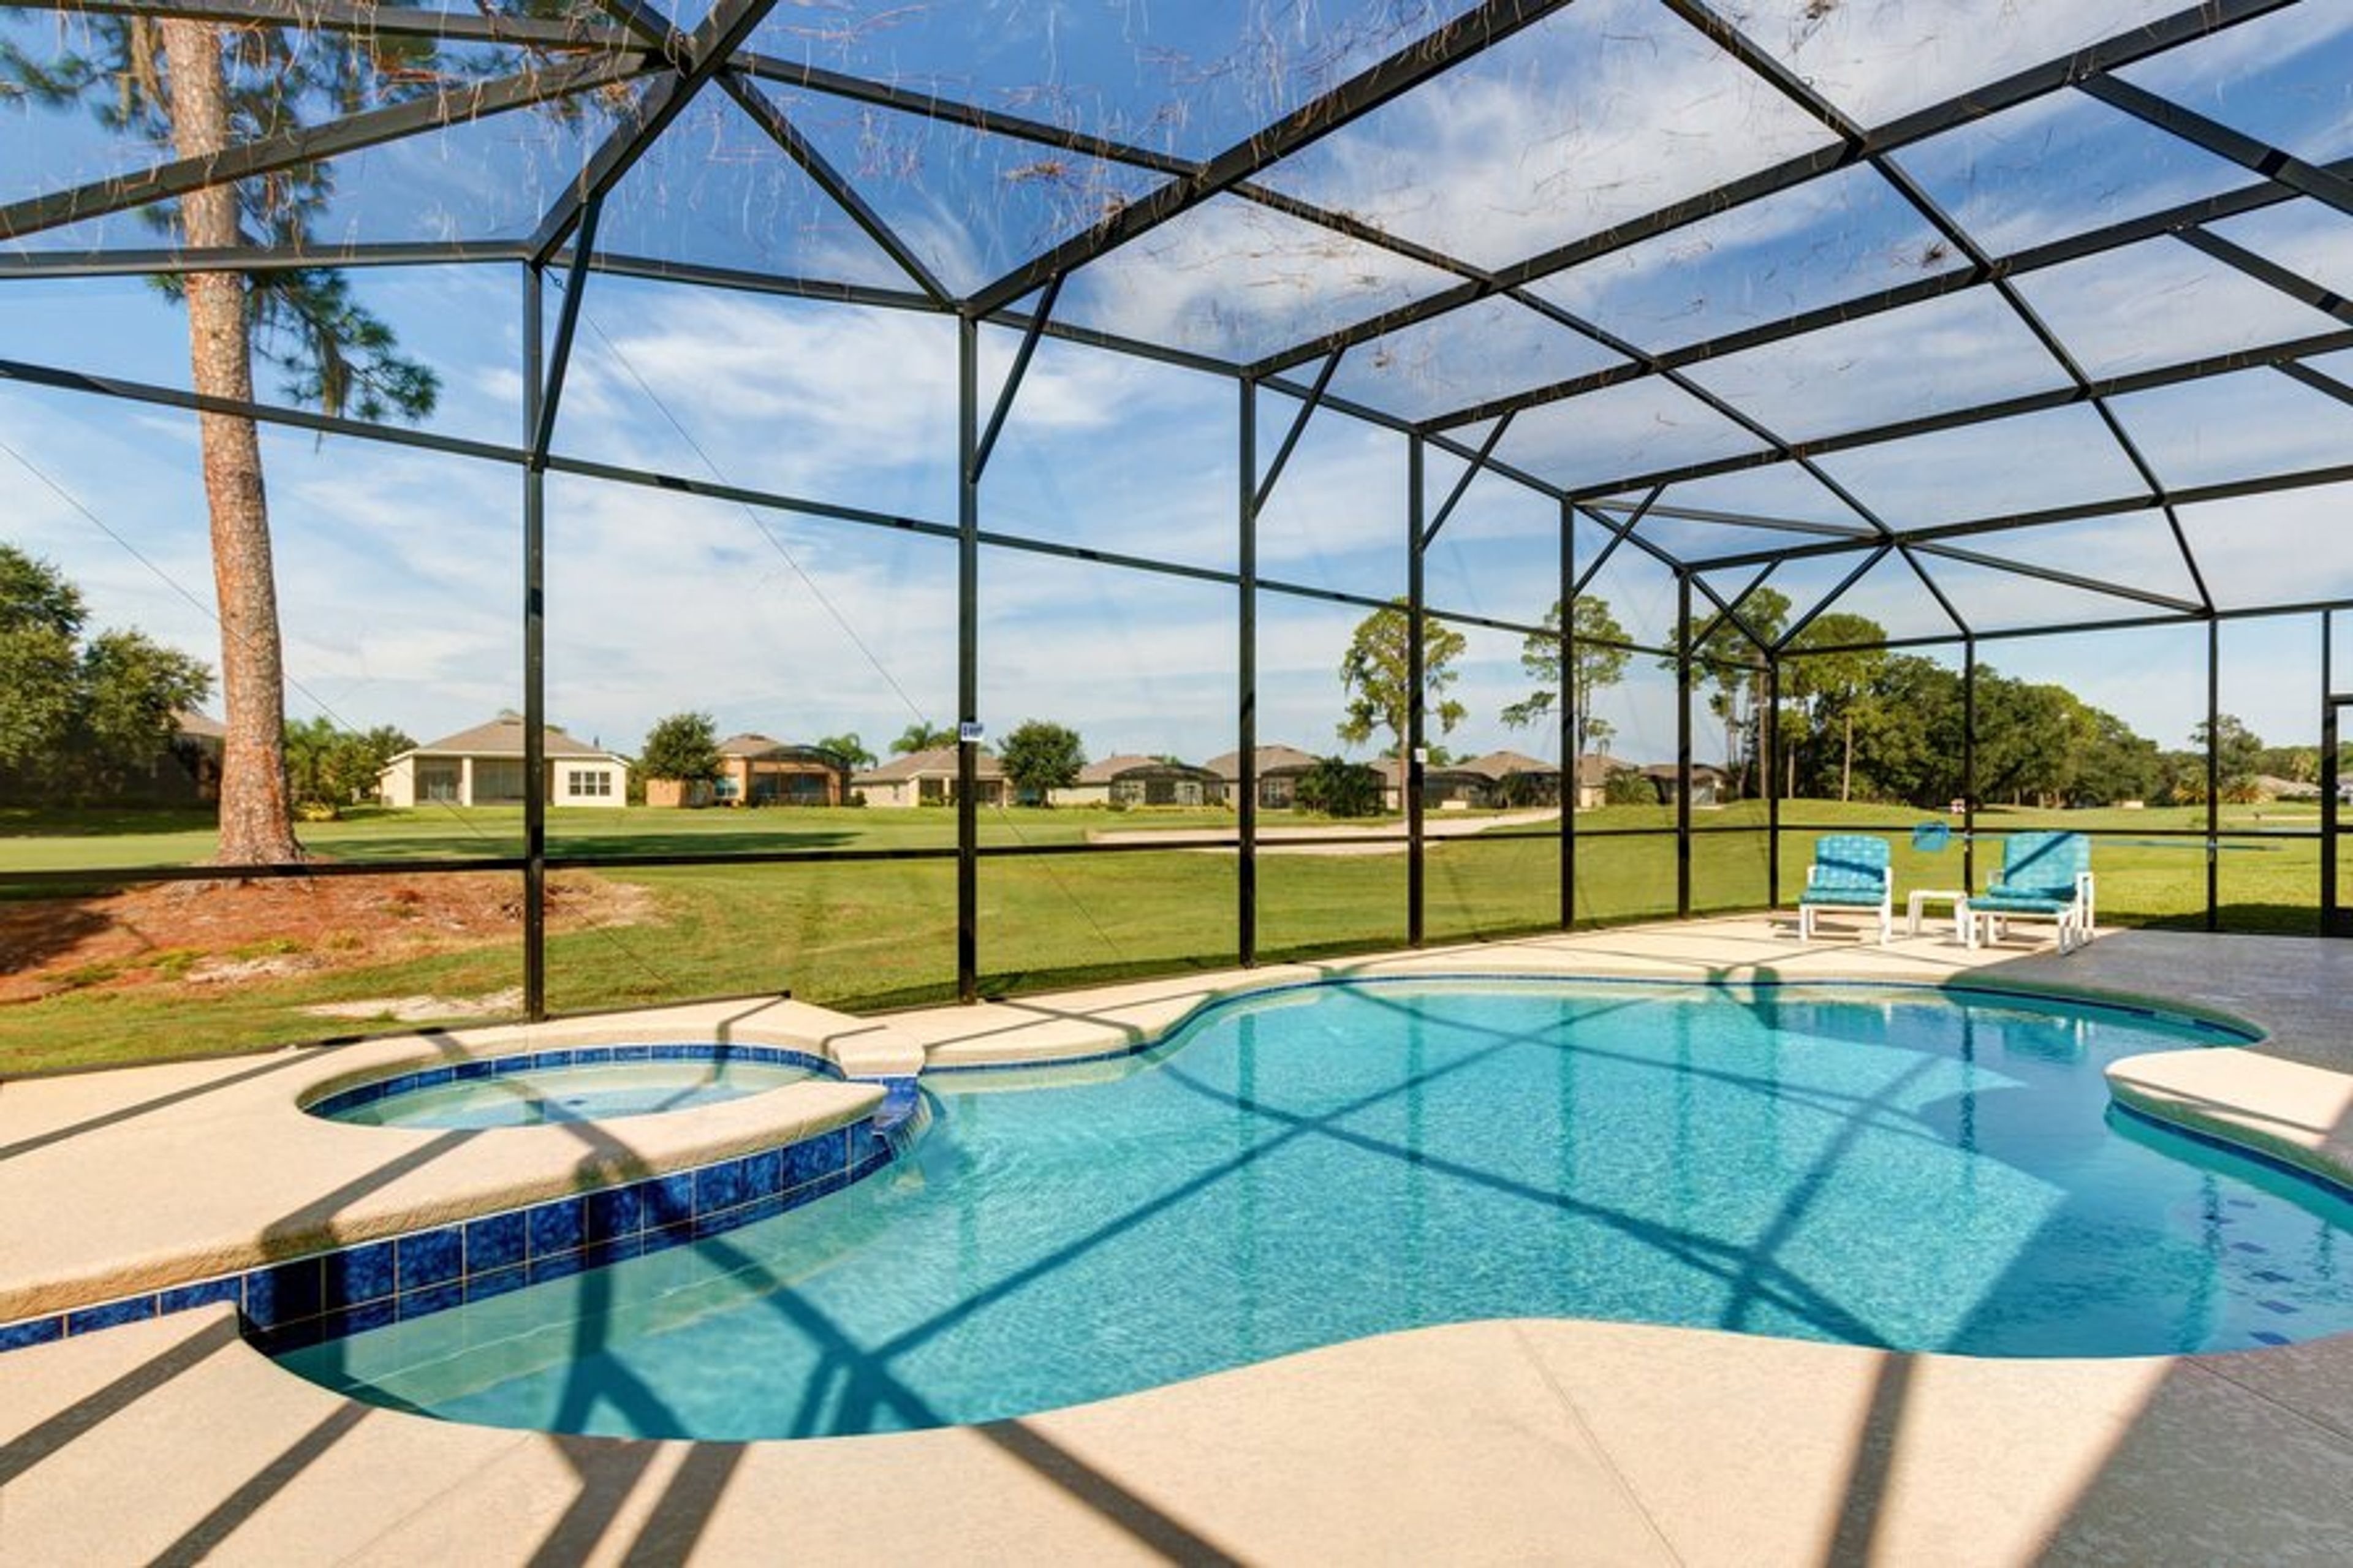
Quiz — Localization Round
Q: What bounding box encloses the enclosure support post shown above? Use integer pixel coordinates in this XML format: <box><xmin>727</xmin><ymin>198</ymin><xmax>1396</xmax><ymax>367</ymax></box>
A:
<box><xmin>957</xmin><ymin>316</ymin><xmax>980</xmax><ymax>1002</ymax></box>
<box><xmin>520</xmin><ymin>265</ymin><xmax>547</xmax><ymax>1022</ymax></box>
<box><xmin>2207</xmin><ymin>616</ymin><xmax>2221</xmax><ymax>933</ymax></box>
<box><xmin>1559</xmin><ymin>498</ymin><xmax>1576</xmax><ymax>930</ymax></box>
<box><xmin>1238</xmin><ymin>378</ymin><xmax>1259</xmax><ymax>968</ymax></box>
<box><xmin>2323</xmin><ymin>613</ymin><xmax>2338</xmax><ymax>935</ymax></box>
<box><xmin>1407</xmin><ymin>433</ymin><xmax>1427</xmax><ymax>949</ymax></box>
<box><xmin>1764</xmin><ymin>654</ymin><xmax>1781</xmax><ymax>910</ymax></box>
<box><xmin>1962</xmin><ymin>637</ymin><xmax>1977</xmax><ymax>895</ymax></box>
<box><xmin>1676</xmin><ymin>570</ymin><xmax>1692</xmax><ymax>922</ymax></box>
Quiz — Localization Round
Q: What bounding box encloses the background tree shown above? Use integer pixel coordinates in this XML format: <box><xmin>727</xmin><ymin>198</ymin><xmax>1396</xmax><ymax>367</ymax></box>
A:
<box><xmin>1662</xmin><ymin>588</ymin><xmax>1789</xmax><ymax>798</ymax></box>
<box><xmin>5</xmin><ymin>21</ymin><xmax>444</xmax><ymax>862</ymax></box>
<box><xmin>998</xmin><ymin>719</ymin><xmax>1085</xmax><ymax>805</ymax></box>
<box><xmin>2191</xmin><ymin>714</ymin><xmax>2265</xmax><ymax>804</ymax></box>
<box><xmin>1338</xmin><ymin>600</ymin><xmax>1466</xmax><ymax>763</ymax></box>
<box><xmin>0</xmin><ymin>547</ymin><xmax>211</xmax><ymax>805</ymax></box>
<box><xmin>283</xmin><ymin>718</ymin><xmax>413</xmax><ymax>817</ymax></box>
<box><xmin>1293</xmin><ymin>756</ymin><xmax>1383</xmax><ymax>817</ymax></box>
<box><xmin>1603</xmin><ymin>769</ymin><xmax>1660</xmax><ymax>807</ymax></box>
<box><xmin>1844</xmin><ymin>654</ymin><xmax>1965</xmax><ymax>808</ymax></box>
<box><xmin>0</xmin><ymin>547</ymin><xmax>84</xmax><ymax>782</ymax></box>
<box><xmin>813</xmin><ymin>733</ymin><xmax>877</xmax><ymax>774</ymax></box>
<box><xmin>1501</xmin><ymin>596</ymin><xmax>1628</xmax><ymax>756</ymax></box>
<box><xmin>638</xmin><ymin>712</ymin><xmax>724</xmax><ymax>787</ymax></box>
<box><xmin>1782</xmin><ymin>612</ymin><xmax>1885</xmax><ymax>803</ymax></box>
<box><xmin>892</xmin><ymin>722</ymin><xmax>958</xmax><ymax>754</ymax></box>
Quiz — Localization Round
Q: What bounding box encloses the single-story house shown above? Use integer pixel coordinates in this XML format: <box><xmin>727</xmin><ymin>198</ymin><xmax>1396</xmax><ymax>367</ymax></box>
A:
<box><xmin>1464</xmin><ymin>749</ymin><xmax>1565</xmax><ymax>809</ymax></box>
<box><xmin>2254</xmin><ymin>773</ymin><xmax>2320</xmax><ymax>801</ymax></box>
<box><xmin>377</xmin><ymin>714</ymin><xmax>629</xmax><ymax>808</ymax></box>
<box><xmin>648</xmin><ymin>734</ymin><xmax>846</xmax><ymax>808</ymax></box>
<box><xmin>1639</xmin><ymin>762</ymin><xmax>1727</xmax><ymax>807</ymax></box>
<box><xmin>170</xmin><ymin>710</ymin><xmax>225</xmax><ymax>803</ymax></box>
<box><xmin>852</xmin><ymin>745</ymin><xmax>1006</xmax><ymax>808</ymax></box>
<box><xmin>1052</xmin><ymin>754</ymin><xmax>1226</xmax><ymax>808</ymax></box>
<box><xmin>1374</xmin><ymin>756</ymin><xmax>1499</xmax><ymax>811</ymax></box>
<box><xmin>1203</xmin><ymin>744</ymin><xmax>1321</xmax><ymax>809</ymax></box>
<box><xmin>1573</xmin><ymin>752</ymin><xmax>1640</xmax><ymax>810</ymax></box>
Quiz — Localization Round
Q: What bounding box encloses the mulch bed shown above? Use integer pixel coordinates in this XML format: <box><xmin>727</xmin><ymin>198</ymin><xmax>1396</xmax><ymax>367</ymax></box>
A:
<box><xmin>0</xmin><ymin>870</ymin><xmax>648</xmax><ymax>1005</ymax></box>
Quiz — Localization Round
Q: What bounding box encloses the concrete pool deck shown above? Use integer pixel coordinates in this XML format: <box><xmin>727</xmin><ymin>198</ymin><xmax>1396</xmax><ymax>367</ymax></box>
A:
<box><xmin>6</xmin><ymin>918</ymin><xmax>2353</xmax><ymax>1562</ymax></box>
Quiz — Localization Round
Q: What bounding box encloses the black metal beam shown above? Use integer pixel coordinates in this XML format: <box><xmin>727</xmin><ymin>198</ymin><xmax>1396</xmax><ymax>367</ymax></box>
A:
<box><xmin>1250</xmin><ymin>0</ymin><xmax>2303</xmax><ymax>380</ymax></box>
<box><xmin>963</xmin><ymin>0</ymin><xmax>1577</xmax><ymax>318</ymax></box>
<box><xmin>1238</xmin><ymin>378</ymin><xmax>1259</xmax><ymax>967</ymax></box>
<box><xmin>1546</xmin><ymin>327</ymin><xmax>2353</xmax><ymax>539</ymax></box>
<box><xmin>528</xmin><ymin>198</ymin><xmax>603</xmax><ymax>465</ymax></box>
<box><xmin>1408</xmin><ymin>433</ymin><xmax>1428</xmax><ymax>947</ymax></box>
<box><xmin>0</xmin><ymin>51</ymin><xmax>646</xmax><ymax>243</ymax></box>
<box><xmin>2178</xmin><ymin>228</ymin><xmax>2353</xmax><ymax>328</ymax></box>
<box><xmin>1770</xmin><ymin>544</ymin><xmax>1893</xmax><ymax>653</ymax></box>
<box><xmin>2081</xmin><ymin>74</ymin><xmax>2353</xmax><ymax>219</ymax></box>
<box><xmin>969</xmin><ymin>275</ymin><xmax>1065</xmax><ymax>483</ymax></box>
<box><xmin>1412</xmin><ymin>157</ymin><xmax>2350</xmax><ymax>437</ymax></box>
<box><xmin>732</xmin><ymin>50</ymin><xmax>1196</xmax><ymax>179</ymax></box>
<box><xmin>520</xmin><ymin>266</ymin><xmax>548</xmax><ymax>1020</ymax></box>
<box><xmin>0</xmin><ymin>0</ymin><xmax>634</xmax><ymax>50</ymax></box>
<box><xmin>1963</xmin><ymin>637</ymin><xmax>1977</xmax><ymax>890</ymax></box>
<box><xmin>1569</xmin><ymin>487</ymin><xmax>1664</xmax><ymax>600</ymax></box>
<box><xmin>1694</xmin><ymin>447</ymin><xmax>2353</xmax><ymax>575</ymax></box>
<box><xmin>718</xmin><ymin>72</ymin><xmax>954</xmax><ymax>306</ymax></box>
<box><xmin>527</xmin><ymin>0</ymin><xmax>785</xmax><ymax>267</ymax></box>
<box><xmin>1910</xmin><ymin>539</ymin><xmax>2204</xmax><ymax>616</ymax></box>
<box><xmin>1253</xmin><ymin>351</ymin><xmax>1346</xmax><ymax>513</ymax></box>
<box><xmin>1676</xmin><ymin>570</ymin><xmax>1693</xmax><ymax>918</ymax></box>
<box><xmin>1559</xmin><ymin>494</ymin><xmax>1577</xmax><ymax>929</ymax></box>
<box><xmin>957</xmin><ymin>316</ymin><xmax>981</xmax><ymax>1002</ymax></box>
<box><xmin>0</xmin><ymin>239</ymin><xmax>530</xmax><ymax>278</ymax></box>
<box><xmin>2281</xmin><ymin>361</ymin><xmax>2353</xmax><ymax>410</ymax></box>
<box><xmin>1583</xmin><ymin>496</ymin><xmax>1874</xmax><ymax>542</ymax></box>
<box><xmin>1420</xmin><ymin>413</ymin><xmax>1517</xmax><ymax>551</ymax></box>
<box><xmin>569</xmin><ymin>249</ymin><xmax>943</xmax><ymax>313</ymax></box>
<box><xmin>2207</xmin><ymin>617</ymin><xmax>2221</xmax><ymax>931</ymax></box>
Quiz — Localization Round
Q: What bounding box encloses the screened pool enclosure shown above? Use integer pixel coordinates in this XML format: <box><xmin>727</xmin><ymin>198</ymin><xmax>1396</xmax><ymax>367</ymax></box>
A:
<box><xmin>4</xmin><ymin>0</ymin><xmax>2351</xmax><ymax>1039</ymax></box>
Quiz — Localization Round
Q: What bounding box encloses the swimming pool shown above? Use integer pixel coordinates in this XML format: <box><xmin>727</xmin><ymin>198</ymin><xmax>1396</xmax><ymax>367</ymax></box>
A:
<box><xmin>309</xmin><ymin>1046</ymin><xmax>831</xmax><ymax>1131</ymax></box>
<box><xmin>278</xmin><ymin>980</ymin><xmax>2353</xmax><ymax>1440</ymax></box>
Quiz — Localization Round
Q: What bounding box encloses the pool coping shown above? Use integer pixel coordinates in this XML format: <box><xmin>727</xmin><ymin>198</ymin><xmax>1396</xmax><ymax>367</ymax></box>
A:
<box><xmin>6</xmin><ymin>920</ymin><xmax>2353</xmax><ymax>1561</ymax></box>
<box><xmin>0</xmin><ymin>994</ymin><xmax>926</xmax><ymax>1327</ymax></box>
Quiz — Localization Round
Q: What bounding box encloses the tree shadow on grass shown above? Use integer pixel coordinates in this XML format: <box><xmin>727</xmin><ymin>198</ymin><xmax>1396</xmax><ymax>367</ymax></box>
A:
<box><xmin>0</xmin><ymin>893</ymin><xmax>111</xmax><ymax>981</ymax></box>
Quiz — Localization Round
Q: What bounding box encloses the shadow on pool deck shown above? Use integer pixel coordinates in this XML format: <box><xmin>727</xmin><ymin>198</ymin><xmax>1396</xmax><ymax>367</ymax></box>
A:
<box><xmin>7</xmin><ymin>925</ymin><xmax>2353</xmax><ymax>1559</ymax></box>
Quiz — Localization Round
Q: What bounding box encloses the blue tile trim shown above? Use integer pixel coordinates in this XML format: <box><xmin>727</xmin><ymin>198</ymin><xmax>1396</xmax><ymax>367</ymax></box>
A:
<box><xmin>306</xmin><ymin>1042</ymin><xmax>841</xmax><ymax>1121</ymax></box>
<box><xmin>0</xmin><ymin>1110</ymin><xmax>893</xmax><ymax>1358</ymax></box>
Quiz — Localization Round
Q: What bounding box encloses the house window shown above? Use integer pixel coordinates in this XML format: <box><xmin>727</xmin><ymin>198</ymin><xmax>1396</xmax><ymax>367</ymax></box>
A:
<box><xmin>566</xmin><ymin>769</ymin><xmax>612</xmax><ymax>798</ymax></box>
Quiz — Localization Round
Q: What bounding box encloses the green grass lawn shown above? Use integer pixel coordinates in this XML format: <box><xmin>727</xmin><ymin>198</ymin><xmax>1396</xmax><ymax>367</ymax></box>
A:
<box><xmin>0</xmin><ymin>798</ymin><xmax>2329</xmax><ymax>1074</ymax></box>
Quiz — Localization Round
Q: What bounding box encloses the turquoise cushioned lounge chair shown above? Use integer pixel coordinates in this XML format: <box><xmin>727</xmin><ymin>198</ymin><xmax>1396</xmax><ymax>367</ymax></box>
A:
<box><xmin>1961</xmin><ymin>830</ymin><xmax>2094</xmax><ymax>953</ymax></box>
<box><xmin>1797</xmin><ymin>834</ymin><xmax>1892</xmax><ymax>944</ymax></box>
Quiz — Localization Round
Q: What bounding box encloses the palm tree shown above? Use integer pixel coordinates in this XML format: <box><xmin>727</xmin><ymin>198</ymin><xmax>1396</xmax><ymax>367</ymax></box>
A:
<box><xmin>10</xmin><ymin>20</ymin><xmax>444</xmax><ymax>862</ymax></box>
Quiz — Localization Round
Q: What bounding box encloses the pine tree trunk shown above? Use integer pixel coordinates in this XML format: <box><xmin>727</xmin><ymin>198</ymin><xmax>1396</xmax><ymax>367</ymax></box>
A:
<box><xmin>1841</xmin><ymin>710</ymin><xmax>1854</xmax><ymax>803</ymax></box>
<box><xmin>162</xmin><ymin>20</ymin><xmax>300</xmax><ymax>865</ymax></box>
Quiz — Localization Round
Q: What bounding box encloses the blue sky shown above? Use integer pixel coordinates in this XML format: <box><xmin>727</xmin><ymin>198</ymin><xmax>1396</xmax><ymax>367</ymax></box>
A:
<box><xmin>4</xmin><ymin>1</ymin><xmax>2351</xmax><ymax>766</ymax></box>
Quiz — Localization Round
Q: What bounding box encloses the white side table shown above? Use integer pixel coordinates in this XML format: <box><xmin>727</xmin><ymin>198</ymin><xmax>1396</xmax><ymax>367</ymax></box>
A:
<box><xmin>1906</xmin><ymin>888</ymin><xmax>1969</xmax><ymax>941</ymax></box>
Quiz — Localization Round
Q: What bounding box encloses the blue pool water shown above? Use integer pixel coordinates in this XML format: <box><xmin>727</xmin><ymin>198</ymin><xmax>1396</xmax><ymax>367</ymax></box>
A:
<box><xmin>279</xmin><ymin>980</ymin><xmax>2353</xmax><ymax>1439</ymax></box>
<box><xmin>319</xmin><ymin>1056</ymin><xmax>823</xmax><ymax>1130</ymax></box>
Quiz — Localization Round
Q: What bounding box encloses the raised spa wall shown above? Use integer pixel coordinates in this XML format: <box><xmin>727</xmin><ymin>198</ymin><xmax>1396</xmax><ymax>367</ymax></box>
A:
<box><xmin>0</xmin><ymin>1040</ymin><xmax>924</xmax><ymax>1357</ymax></box>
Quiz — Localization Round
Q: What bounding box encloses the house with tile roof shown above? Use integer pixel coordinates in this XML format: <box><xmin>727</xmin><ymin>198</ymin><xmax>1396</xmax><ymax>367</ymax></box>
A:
<box><xmin>376</xmin><ymin>714</ymin><xmax>629</xmax><ymax>809</ymax></box>
<box><xmin>1202</xmin><ymin>744</ymin><xmax>1322</xmax><ymax>809</ymax></box>
<box><xmin>647</xmin><ymin>733</ymin><xmax>846</xmax><ymax>808</ymax></box>
<box><xmin>852</xmin><ymin>745</ymin><xmax>1006</xmax><ymax>808</ymax></box>
<box><xmin>1051</xmin><ymin>754</ymin><xmax>1226</xmax><ymax>808</ymax></box>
